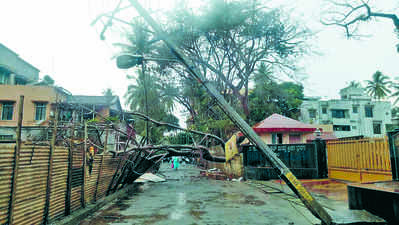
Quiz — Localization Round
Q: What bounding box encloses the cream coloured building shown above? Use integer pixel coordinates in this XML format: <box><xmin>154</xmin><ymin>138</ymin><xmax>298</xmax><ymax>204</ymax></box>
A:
<box><xmin>300</xmin><ymin>86</ymin><xmax>392</xmax><ymax>138</ymax></box>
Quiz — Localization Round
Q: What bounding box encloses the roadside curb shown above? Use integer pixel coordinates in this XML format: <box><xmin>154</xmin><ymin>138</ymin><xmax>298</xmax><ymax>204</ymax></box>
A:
<box><xmin>50</xmin><ymin>184</ymin><xmax>140</xmax><ymax>225</ymax></box>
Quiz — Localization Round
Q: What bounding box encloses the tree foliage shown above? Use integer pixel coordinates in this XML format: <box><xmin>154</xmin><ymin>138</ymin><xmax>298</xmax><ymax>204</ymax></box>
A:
<box><xmin>158</xmin><ymin>0</ymin><xmax>311</xmax><ymax>119</ymax></box>
<box><xmin>248</xmin><ymin>63</ymin><xmax>304</xmax><ymax>124</ymax></box>
<box><xmin>115</xmin><ymin>0</ymin><xmax>312</xmax><ymax>139</ymax></box>
<box><xmin>102</xmin><ymin>88</ymin><xmax>114</xmax><ymax>96</ymax></box>
<box><xmin>348</xmin><ymin>80</ymin><xmax>361</xmax><ymax>88</ymax></box>
<box><xmin>36</xmin><ymin>75</ymin><xmax>55</xmax><ymax>86</ymax></box>
<box><xmin>124</xmin><ymin>70</ymin><xmax>178</xmax><ymax>142</ymax></box>
<box><xmin>365</xmin><ymin>70</ymin><xmax>391</xmax><ymax>100</ymax></box>
<box><xmin>390</xmin><ymin>80</ymin><xmax>399</xmax><ymax>105</ymax></box>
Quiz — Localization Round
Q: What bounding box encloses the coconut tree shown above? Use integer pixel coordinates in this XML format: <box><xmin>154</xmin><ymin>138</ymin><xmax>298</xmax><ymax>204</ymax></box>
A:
<box><xmin>124</xmin><ymin>69</ymin><xmax>178</xmax><ymax>142</ymax></box>
<box><xmin>390</xmin><ymin>80</ymin><xmax>399</xmax><ymax>105</ymax></box>
<box><xmin>125</xmin><ymin>71</ymin><xmax>176</xmax><ymax>115</ymax></box>
<box><xmin>365</xmin><ymin>71</ymin><xmax>391</xmax><ymax>100</ymax></box>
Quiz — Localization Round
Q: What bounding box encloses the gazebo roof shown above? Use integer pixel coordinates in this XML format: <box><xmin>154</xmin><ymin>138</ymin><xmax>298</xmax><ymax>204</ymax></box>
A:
<box><xmin>253</xmin><ymin>113</ymin><xmax>316</xmax><ymax>133</ymax></box>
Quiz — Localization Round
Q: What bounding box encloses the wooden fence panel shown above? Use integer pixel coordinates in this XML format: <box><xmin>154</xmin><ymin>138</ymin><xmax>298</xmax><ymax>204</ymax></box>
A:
<box><xmin>12</xmin><ymin>146</ymin><xmax>49</xmax><ymax>225</ymax></box>
<box><xmin>49</xmin><ymin>147</ymin><xmax>68</xmax><ymax>220</ymax></box>
<box><xmin>327</xmin><ymin>138</ymin><xmax>392</xmax><ymax>183</ymax></box>
<box><xmin>96</xmin><ymin>155</ymin><xmax>119</xmax><ymax>199</ymax></box>
<box><xmin>0</xmin><ymin>143</ymin><xmax>128</xmax><ymax>224</ymax></box>
<box><xmin>85</xmin><ymin>154</ymin><xmax>102</xmax><ymax>203</ymax></box>
<box><xmin>0</xmin><ymin>145</ymin><xmax>14</xmax><ymax>224</ymax></box>
<box><xmin>70</xmin><ymin>148</ymin><xmax>83</xmax><ymax>212</ymax></box>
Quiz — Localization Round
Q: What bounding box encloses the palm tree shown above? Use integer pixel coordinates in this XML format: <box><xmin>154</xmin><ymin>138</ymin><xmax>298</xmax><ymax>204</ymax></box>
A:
<box><xmin>347</xmin><ymin>80</ymin><xmax>361</xmax><ymax>88</ymax></box>
<box><xmin>365</xmin><ymin>71</ymin><xmax>391</xmax><ymax>100</ymax></box>
<box><xmin>391</xmin><ymin>81</ymin><xmax>399</xmax><ymax>105</ymax></box>
<box><xmin>124</xmin><ymin>69</ymin><xmax>178</xmax><ymax>142</ymax></box>
<box><xmin>124</xmin><ymin>70</ymin><xmax>177</xmax><ymax>117</ymax></box>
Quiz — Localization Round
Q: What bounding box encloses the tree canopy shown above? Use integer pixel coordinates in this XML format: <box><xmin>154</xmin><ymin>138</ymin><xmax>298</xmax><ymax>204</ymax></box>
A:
<box><xmin>365</xmin><ymin>70</ymin><xmax>391</xmax><ymax>100</ymax></box>
<box><xmin>102</xmin><ymin>88</ymin><xmax>114</xmax><ymax>96</ymax></box>
<box><xmin>248</xmin><ymin>63</ymin><xmax>304</xmax><ymax>124</ymax></box>
<box><xmin>124</xmin><ymin>70</ymin><xmax>178</xmax><ymax>142</ymax></box>
<box><xmin>115</xmin><ymin>0</ymin><xmax>312</xmax><ymax>139</ymax></box>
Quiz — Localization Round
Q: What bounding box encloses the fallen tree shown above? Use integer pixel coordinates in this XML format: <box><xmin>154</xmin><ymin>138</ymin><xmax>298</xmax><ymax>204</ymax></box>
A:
<box><xmin>127</xmin><ymin>145</ymin><xmax>226</xmax><ymax>163</ymax></box>
<box><xmin>108</xmin><ymin>144</ymin><xmax>225</xmax><ymax>192</ymax></box>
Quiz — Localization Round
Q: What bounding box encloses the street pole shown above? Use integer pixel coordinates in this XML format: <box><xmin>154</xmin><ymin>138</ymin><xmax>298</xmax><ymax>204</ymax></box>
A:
<box><xmin>142</xmin><ymin>58</ymin><xmax>149</xmax><ymax>145</ymax></box>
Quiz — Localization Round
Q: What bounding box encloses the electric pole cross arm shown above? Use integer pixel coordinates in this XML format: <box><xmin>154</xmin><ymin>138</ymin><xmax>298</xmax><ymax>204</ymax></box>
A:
<box><xmin>128</xmin><ymin>1</ymin><xmax>333</xmax><ymax>224</ymax></box>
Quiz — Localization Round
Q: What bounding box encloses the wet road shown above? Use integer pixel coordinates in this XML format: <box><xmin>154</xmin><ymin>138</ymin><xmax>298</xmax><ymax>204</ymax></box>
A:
<box><xmin>79</xmin><ymin>164</ymin><xmax>319</xmax><ymax>225</ymax></box>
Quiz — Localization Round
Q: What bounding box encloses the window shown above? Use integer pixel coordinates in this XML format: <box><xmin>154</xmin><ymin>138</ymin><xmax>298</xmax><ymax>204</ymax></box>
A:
<box><xmin>333</xmin><ymin>125</ymin><xmax>351</xmax><ymax>131</ymax></box>
<box><xmin>352</xmin><ymin>126</ymin><xmax>357</xmax><ymax>130</ymax></box>
<box><xmin>365</xmin><ymin>106</ymin><xmax>373</xmax><ymax>118</ymax></box>
<box><xmin>309</xmin><ymin>109</ymin><xmax>316</xmax><ymax>118</ymax></box>
<box><xmin>322</xmin><ymin>107</ymin><xmax>327</xmax><ymax>114</ymax></box>
<box><xmin>35</xmin><ymin>102</ymin><xmax>47</xmax><ymax>120</ymax></box>
<box><xmin>272</xmin><ymin>133</ymin><xmax>283</xmax><ymax>144</ymax></box>
<box><xmin>1</xmin><ymin>102</ymin><xmax>14</xmax><ymax>120</ymax></box>
<box><xmin>352</xmin><ymin>106</ymin><xmax>358</xmax><ymax>113</ymax></box>
<box><xmin>373</xmin><ymin>123</ymin><xmax>382</xmax><ymax>134</ymax></box>
<box><xmin>332</xmin><ymin>109</ymin><xmax>346</xmax><ymax>118</ymax></box>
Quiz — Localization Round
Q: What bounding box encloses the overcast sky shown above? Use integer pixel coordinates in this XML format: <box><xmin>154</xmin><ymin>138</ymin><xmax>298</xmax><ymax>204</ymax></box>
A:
<box><xmin>1</xmin><ymin>0</ymin><xmax>398</xmax><ymax>107</ymax></box>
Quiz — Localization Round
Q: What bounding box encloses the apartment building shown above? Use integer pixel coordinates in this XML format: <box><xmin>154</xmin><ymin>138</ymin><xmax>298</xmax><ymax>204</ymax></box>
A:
<box><xmin>300</xmin><ymin>86</ymin><xmax>392</xmax><ymax>138</ymax></box>
<box><xmin>0</xmin><ymin>43</ymin><xmax>39</xmax><ymax>85</ymax></box>
<box><xmin>0</xmin><ymin>43</ymin><xmax>125</xmax><ymax>144</ymax></box>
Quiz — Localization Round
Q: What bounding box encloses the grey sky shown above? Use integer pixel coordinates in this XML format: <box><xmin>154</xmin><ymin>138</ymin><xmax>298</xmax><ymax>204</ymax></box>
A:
<box><xmin>1</xmin><ymin>0</ymin><xmax>398</xmax><ymax>106</ymax></box>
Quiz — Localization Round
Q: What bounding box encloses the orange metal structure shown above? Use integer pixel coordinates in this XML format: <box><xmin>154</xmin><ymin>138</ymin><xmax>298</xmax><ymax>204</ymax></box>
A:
<box><xmin>327</xmin><ymin>138</ymin><xmax>392</xmax><ymax>183</ymax></box>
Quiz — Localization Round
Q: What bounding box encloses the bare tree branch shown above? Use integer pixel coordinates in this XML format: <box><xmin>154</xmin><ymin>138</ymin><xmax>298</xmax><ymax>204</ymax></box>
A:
<box><xmin>322</xmin><ymin>0</ymin><xmax>399</xmax><ymax>39</ymax></box>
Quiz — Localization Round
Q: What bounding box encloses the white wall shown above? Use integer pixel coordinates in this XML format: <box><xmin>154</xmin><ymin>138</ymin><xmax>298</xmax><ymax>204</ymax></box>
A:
<box><xmin>300</xmin><ymin>99</ymin><xmax>392</xmax><ymax>138</ymax></box>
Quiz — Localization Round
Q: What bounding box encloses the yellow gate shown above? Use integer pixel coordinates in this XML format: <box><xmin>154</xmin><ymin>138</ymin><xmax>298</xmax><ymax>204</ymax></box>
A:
<box><xmin>327</xmin><ymin>138</ymin><xmax>392</xmax><ymax>183</ymax></box>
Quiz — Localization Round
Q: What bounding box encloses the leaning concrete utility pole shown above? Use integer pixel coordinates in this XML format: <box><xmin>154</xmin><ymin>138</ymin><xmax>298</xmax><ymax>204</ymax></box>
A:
<box><xmin>128</xmin><ymin>1</ymin><xmax>333</xmax><ymax>224</ymax></box>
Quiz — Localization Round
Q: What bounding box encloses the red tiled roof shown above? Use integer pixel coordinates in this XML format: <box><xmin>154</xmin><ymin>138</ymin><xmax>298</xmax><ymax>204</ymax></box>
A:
<box><xmin>252</xmin><ymin>113</ymin><xmax>316</xmax><ymax>133</ymax></box>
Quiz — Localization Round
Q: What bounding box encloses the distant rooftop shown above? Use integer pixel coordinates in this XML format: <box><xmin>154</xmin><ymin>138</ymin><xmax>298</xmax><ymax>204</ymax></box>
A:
<box><xmin>339</xmin><ymin>86</ymin><xmax>370</xmax><ymax>100</ymax></box>
<box><xmin>0</xmin><ymin>43</ymin><xmax>40</xmax><ymax>82</ymax></box>
<box><xmin>67</xmin><ymin>95</ymin><xmax>122</xmax><ymax>112</ymax></box>
<box><xmin>303</xmin><ymin>86</ymin><xmax>371</xmax><ymax>102</ymax></box>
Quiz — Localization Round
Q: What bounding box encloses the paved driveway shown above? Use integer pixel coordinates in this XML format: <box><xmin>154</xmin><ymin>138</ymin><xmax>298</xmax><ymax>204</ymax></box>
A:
<box><xmin>79</xmin><ymin>164</ymin><xmax>319</xmax><ymax>225</ymax></box>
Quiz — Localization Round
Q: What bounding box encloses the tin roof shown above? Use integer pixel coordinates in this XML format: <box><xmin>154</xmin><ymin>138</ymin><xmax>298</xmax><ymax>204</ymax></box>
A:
<box><xmin>67</xmin><ymin>95</ymin><xmax>122</xmax><ymax>112</ymax></box>
<box><xmin>253</xmin><ymin>113</ymin><xmax>316</xmax><ymax>133</ymax></box>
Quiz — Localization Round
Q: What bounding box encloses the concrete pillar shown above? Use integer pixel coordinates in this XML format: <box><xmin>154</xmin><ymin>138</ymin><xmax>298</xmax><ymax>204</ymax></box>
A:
<box><xmin>9</xmin><ymin>73</ymin><xmax>16</xmax><ymax>85</ymax></box>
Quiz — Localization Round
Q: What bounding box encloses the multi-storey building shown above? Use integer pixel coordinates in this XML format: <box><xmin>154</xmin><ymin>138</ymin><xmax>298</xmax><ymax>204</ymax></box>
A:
<box><xmin>299</xmin><ymin>86</ymin><xmax>392</xmax><ymax>138</ymax></box>
<box><xmin>0</xmin><ymin>43</ymin><xmax>39</xmax><ymax>85</ymax></box>
<box><xmin>0</xmin><ymin>43</ymin><xmax>126</xmax><ymax>146</ymax></box>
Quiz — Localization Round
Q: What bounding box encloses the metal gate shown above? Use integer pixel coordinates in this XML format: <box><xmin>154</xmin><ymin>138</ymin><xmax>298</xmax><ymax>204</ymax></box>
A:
<box><xmin>243</xmin><ymin>142</ymin><xmax>327</xmax><ymax>180</ymax></box>
<box><xmin>327</xmin><ymin>138</ymin><xmax>392</xmax><ymax>183</ymax></box>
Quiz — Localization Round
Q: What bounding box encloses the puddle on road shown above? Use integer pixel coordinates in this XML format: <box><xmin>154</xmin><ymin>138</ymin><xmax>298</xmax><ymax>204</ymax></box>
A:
<box><xmin>169</xmin><ymin>192</ymin><xmax>187</xmax><ymax>220</ymax></box>
<box><xmin>189</xmin><ymin>209</ymin><xmax>206</xmax><ymax>219</ymax></box>
<box><xmin>275</xmin><ymin>179</ymin><xmax>349</xmax><ymax>201</ymax></box>
<box><xmin>169</xmin><ymin>209</ymin><xmax>185</xmax><ymax>220</ymax></box>
<box><xmin>142</xmin><ymin>213</ymin><xmax>169</xmax><ymax>225</ymax></box>
<box><xmin>221</xmin><ymin>192</ymin><xmax>266</xmax><ymax>206</ymax></box>
<box><xmin>243</xmin><ymin>194</ymin><xmax>266</xmax><ymax>206</ymax></box>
